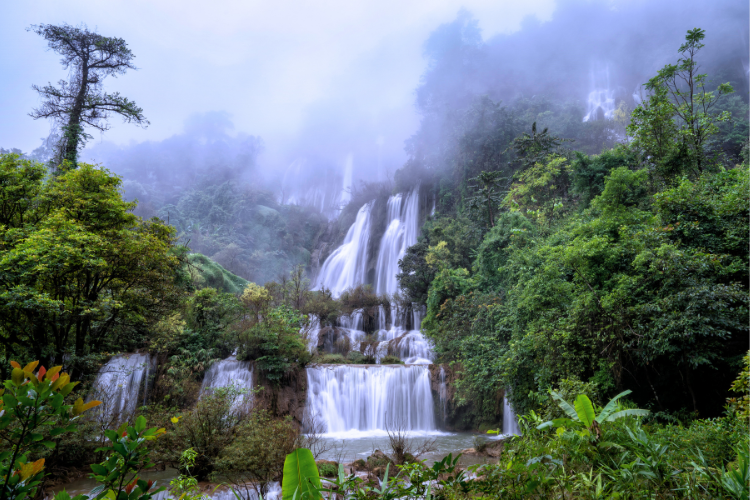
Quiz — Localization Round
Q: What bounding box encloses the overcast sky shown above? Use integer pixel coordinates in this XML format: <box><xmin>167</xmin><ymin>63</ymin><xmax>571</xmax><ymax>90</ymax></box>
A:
<box><xmin>1</xmin><ymin>0</ymin><xmax>556</xmax><ymax>167</ymax></box>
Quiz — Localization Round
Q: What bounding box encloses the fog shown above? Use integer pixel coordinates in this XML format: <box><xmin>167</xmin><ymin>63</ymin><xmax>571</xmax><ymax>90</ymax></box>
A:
<box><xmin>2</xmin><ymin>0</ymin><xmax>747</xmax><ymax>214</ymax></box>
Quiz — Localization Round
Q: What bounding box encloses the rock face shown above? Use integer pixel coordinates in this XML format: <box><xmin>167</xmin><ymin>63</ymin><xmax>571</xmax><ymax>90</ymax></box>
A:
<box><xmin>253</xmin><ymin>365</ymin><xmax>308</xmax><ymax>426</ymax></box>
<box><xmin>428</xmin><ymin>363</ymin><xmax>505</xmax><ymax>431</ymax></box>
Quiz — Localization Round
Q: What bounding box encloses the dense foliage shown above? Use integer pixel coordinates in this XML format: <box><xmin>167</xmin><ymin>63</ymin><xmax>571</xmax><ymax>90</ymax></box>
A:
<box><xmin>400</xmin><ymin>28</ymin><xmax>749</xmax><ymax>424</ymax></box>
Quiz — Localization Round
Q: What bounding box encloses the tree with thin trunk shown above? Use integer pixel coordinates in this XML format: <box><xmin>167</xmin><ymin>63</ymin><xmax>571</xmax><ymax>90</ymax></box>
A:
<box><xmin>28</xmin><ymin>24</ymin><xmax>148</xmax><ymax>170</ymax></box>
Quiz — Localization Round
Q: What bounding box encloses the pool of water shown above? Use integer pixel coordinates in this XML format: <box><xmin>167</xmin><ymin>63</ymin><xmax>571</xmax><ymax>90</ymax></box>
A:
<box><xmin>311</xmin><ymin>431</ymin><xmax>503</xmax><ymax>466</ymax></box>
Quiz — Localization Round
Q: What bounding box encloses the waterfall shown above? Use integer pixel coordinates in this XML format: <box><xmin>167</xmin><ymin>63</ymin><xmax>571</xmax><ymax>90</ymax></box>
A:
<box><xmin>200</xmin><ymin>357</ymin><xmax>254</xmax><ymax>411</ymax></box>
<box><xmin>201</xmin><ymin>356</ymin><xmax>254</xmax><ymax>394</ymax></box>
<box><xmin>503</xmin><ymin>394</ymin><xmax>521</xmax><ymax>436</ymax></box>
<box><xmin>438</xmin><ymin>366</ymin><xmax>448</xmax><ymax>426</ymax></box>
<box><xmin>306</xmin><ymin>315</ymin><xmax>322</xmax><ymax>353</ymax></box>
<box><xmin>306</xmin><ymin>365</ymin><xmax>437</xmax><ymax>437</ymax></box>
<box><xmin>90</xmin><ymin>353</ymin><xmax>153</xmax><ymax>422</ymax></box>
<box><xmin>314</xmin><ymin>202</ymin><xmax>373</xmax><ymax>297</ymax></box>
<box><xmin>374</xmin><ymin>188</ymin><xmax>420</xmax><ymax>295</ymax></box>
<box><xmin>583</xmin><ymin>64</ymin><xmax>615</xmax><ymax>122</ymax></box>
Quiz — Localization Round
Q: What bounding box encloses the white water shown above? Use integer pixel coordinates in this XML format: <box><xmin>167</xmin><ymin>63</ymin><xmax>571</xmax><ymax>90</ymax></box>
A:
<box><xmin>90</xmin><ymin>353</ymin><xmax>153</xmax><ymax>422</ymax></box>
<box><xmin>583</xmin><ymin>64</ymin><xmax>616</xmax><ymax>122</ymax></box>
<box><xmin>306</xmin><ymin>315</ymin><xmax>322</xmax><ymax>353</ymax></box>
<box><xmin>376</xmin><ymin>304</ymin><xmax>433</xmax><ymax>364</ymax></box>
<box><xmin>374</xmin><ymin>188</ymin><xmax>420</xmax><ymax>295</ymax></box>
<box><xmin>438</xmin><ymin>367</ymin><xmax>448</xmax><ymax>426</ymax></box>
<box><xmin>306</xmin><ymin>365</ymin><xmax>438</xmax><ymax>437</ymax></box>
<box><xmin>503</xmin><ymin>395</ymin><xmax>521</xmax><ymax>436</ymax></box>
<box><xmin>200</xmin><ymin>356</ymin><xmax>254</xmax><ymax>396</ymax></box>
<box><xmin>314</xmin><ymin>202</ymin><xmax>373</xmax><ymax>297</ymax></box>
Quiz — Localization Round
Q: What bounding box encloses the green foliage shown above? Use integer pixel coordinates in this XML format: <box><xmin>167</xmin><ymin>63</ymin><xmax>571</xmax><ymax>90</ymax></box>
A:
<box><xmin>629</xmin><ymin>28</ymin><xmax>735</xmax><ymax>178</ymax></box>
<box><xmin>238</xmin><ymin>305</ymin><xmax>310</xmax><ymax>383</ymax></box>
<box><xmin>186</xmin><ymin>253</ymin><xmax>248</xmax><ymax>294</ymax></box>
<box><xmin>84</xmin><ymin>416</ymin><xmax>166</xmax><ymax>500</ymax></box>
<box><xmin>1</xmin><ymin>361</ymin><xmax>95</xmax><ymax>500</ymax></box>
<box><xmin>281</xmin><ymin>448</ymin><xmax>321</xmax><ymax>500</ymax></box>
<box><xmin>0</xmin><ymin>157</ymin><xmax>182</xmax><ymax>371</ymax></box>
<box><xmin>162</xmin><ymin>181</ymin><xmax>326</xmax><ymax>284</ymax></box>
<box><xmin>172</xmin><ymin>385</ymin><xmax>249</xmax><ymax>480</ymax></box>
<box><xmin>215</xmin><ymin>410</ymin><xmax>299</xmax><ymax>500</ymax></box>
<box><xmin>168</xmin><ymin>448</ymin><xmax>207</xmax><ymax>500</ymax></box>
<box><xmin>466</xmin><ymin>170</ymin><xmax>507</xmax><ymax>230</ymax></box>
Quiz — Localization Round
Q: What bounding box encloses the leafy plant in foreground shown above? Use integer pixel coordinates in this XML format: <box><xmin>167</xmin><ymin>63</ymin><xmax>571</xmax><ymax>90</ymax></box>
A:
<box><xmin>0</xmin><ymin>360</ymin><xmax>99</xmax><ymax>500</ymax></box>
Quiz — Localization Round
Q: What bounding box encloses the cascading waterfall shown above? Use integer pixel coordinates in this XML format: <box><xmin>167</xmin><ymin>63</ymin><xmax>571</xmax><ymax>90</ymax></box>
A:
<box><xmin>314</xmin><ymin>201</ymin><xmax>373</xmax><ymax>297</ymax></box>
<box><xmin>438</xmin><ymin>367</ymin><xmax>448</xmax><ymax>426</ymax></box>
<box><xmin>306</xmin><ymin>315</ymin><xmax>322</xmax><ymax>353</ymax></box>
<box><xmin>201</xmin><ymin>356</ymin><xmax>254</xmax><ymax>395</ymax></box>
<box><xmin>374</xmin><ymin>188</ymin><xmax>420</xmax><ymax>295</ymax></box>
<box><xmin>90</xmin><ymin>353</ymin><xmax>153</xmax><ymax>422</ymax></box>
<box><xmin>583</xmin><ymin>64</ymin><xmax>616</xmax><ymax>122</ymax></box>
<box><xmin>306</xmin><ymin>365</ymin><xmax>436</xmax><ymax>436</ymax></box>
<box><xmin>503</xmin><ymin>394</ymin><xmax>521</xmax><ymax>436</ymax></box>
<box><xmin>200</xmin><ymin>357</ymin><xmax>255</xmax><ymax>411</ymax></box>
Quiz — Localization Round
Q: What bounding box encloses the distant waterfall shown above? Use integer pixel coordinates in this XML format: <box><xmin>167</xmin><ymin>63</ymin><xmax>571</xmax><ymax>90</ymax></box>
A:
<box><xmin>314</xmin><ymin>202</ymin><xmax>373</xmax><ymax>297</ymax></box>
<box><xmin>583</xmin><ymin>64</ymin><xmax>615</xmax><ymax>122</ymax></box>
<box><xmin>374</xmin><ymin>188</ymin><xmax>420</xmax><ymax>295</ymax></box>
<box><xmin>503</xmin><ymin>394</ymin><xmax>521</xmax><ymax>436</ymax></box>
<box><xmin>306</xmin><ymin>365</ymin><xmax>436</xmax><ymax>436</ymax></box>
<box><xmin>90</xmin><ymin>353</ymin><xmax>153</xmax><ymax>422</ymax></box>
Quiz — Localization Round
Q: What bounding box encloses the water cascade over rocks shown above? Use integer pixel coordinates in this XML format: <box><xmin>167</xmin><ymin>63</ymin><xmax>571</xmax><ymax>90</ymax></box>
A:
<box><xmin>503</xmin><ymin>395</ymin><xmax>521</xmax><ymax>436</ymax></box>
<box><xmin>583</xmin><ymin>64</ymin><xmax>616</xmax><ymax>122</ymax></box>
<box><xmin>314</xmin><ymin>202</ymin><xmax>373</xmax><ymax>297</ymax></box>
<box><xmin>200</xmin><ymin>357</ymin><xmax>254</xmax><ymax>395</ymax></box>
<box><xmin>374</xmin><ymin>188</ymin><xmax>420</xmax><ymax>295</ymax></box>
<box><xmin>306</xmin><ymin>364</ymin><xmax>436</xmax><ymax>437</ymax></box>
<box><xmin>90</xmin><ymin>353</ymin><xmax>153</xmax><ymax>422</ymax></box>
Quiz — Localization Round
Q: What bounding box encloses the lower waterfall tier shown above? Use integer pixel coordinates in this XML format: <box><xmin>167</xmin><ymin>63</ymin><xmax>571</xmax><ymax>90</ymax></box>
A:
<box><xmin>305</xmin><ymin>364</ymin><xmax>437</xmax><ymax>437</ymax></box>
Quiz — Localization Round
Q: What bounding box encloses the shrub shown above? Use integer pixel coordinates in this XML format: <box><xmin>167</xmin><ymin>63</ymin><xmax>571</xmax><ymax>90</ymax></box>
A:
<box><xmin>380</xmin><ymin>355</ymin><xmax>404</xmax><ymax>365</ymax></box>
<box><xmin>173</xmin><ymin>385</ymin><xmax>249</xmax><ymax>480</ymax></box>
<box><xmin>214</xmin><ymin>409</ymin><xmax>298</xmax><ymax>500</ymax></box>
<box><xmin>316</xmin><ymin>354</ymin><xmax>349</xmax><ymax>364</ymax></box>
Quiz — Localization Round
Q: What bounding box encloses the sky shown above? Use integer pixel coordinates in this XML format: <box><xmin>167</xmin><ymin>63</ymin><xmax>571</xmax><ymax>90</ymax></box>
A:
<box><xmin>1</xmin><ymin>0</ymin><xmax>555</xmax><ymax>170</ymax></box>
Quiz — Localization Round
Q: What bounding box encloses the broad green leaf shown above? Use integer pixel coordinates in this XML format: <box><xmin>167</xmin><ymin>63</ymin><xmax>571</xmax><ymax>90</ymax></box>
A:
<box><xmin>574</xmin><ymin>394</ymin><xmax>596</xmax><ymax>428</ymax></box>
<box><xmin>603</xmin><ymin>409</ymin><xmax>650</xmax><ymax>422</ymax></box>
<box><xmin>282</xmin><ymin>448</ymin><xmax>321</xmax><ymax>500</ymax></box>
<box><xmin>596</xmin><ymin>390</ymin><xmax>632</xmax><ymax>423</ymax></box>
<box><xmin>551</xmin><ymin>391</ymin><xmax>578</xmax><ymax>420</ymax></box>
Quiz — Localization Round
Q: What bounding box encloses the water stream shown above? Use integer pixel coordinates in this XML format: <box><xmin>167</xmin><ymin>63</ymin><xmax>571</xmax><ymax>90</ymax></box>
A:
<box><xmin>314</xmin><ymin>201</ymin><xmax>373</xmax><ymax>297</ymax></box>
<box><xmin>306</xmin><ymin>364</ymin><xmax>437</xmax><ymax>438</ymax></box>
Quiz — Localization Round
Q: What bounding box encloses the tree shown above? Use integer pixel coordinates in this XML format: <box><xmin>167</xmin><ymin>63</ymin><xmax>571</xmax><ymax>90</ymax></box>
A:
<box><xmin>28</xmin><ymin>24</ymin><xmax>148</xmax><ymax>169</ymax></box>
<box><xmin>0</xmin><ymin>155</ymin><xmax>181</xmax><ymax>374</ymax></box>
<box><xmin>628</xmin><ymin>28</ymin><xmax>734</xmax><ymax>177</ymax></box>
<box><xmin>466</xmin><ymin>170</ymin><xmax>507</xmax><ymax>229</ymax></box>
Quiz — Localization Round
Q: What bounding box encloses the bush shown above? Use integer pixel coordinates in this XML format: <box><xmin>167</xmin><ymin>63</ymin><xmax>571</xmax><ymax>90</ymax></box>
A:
<box><xmin>238</xmin><ymin>305</ymin><xmax>311</xmax><ymax>382</ymax></box>
<box><xmin>380</xmin><ymin>355</ymin><xmax>404</xmax><ymax>365</ymax></box>
<box><xmin>214</xmin><ymin>409</ymin><xmax>298</xmax><ymax>500</ymax></box>
<box><xmin>173</xmin><ymin>385</ymin><xmax>249</xmax><ymax>480</ymax></box>
<box><xmin>316</xmin><ymin>354</ymin><xmax>350</xmax><ymax>364</ymax></box>
<box><xmin>316</xmin><ymin>462</ymin><xmax>338</xmax><ymax>478</ymax></box>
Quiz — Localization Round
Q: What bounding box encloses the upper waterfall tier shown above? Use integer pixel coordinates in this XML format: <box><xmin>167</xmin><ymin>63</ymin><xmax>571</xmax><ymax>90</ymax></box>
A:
<box><xmin>90</xmin><ymin>353</ymin><xmax>153</xmax><ymax>423</ymax></box>
<box><xmin>583</xmin><ymin>64</ymin><xmax>616</xmax><ymax>122</ymax></box>
<box><xmin>306</xmin><ymin>364</ymin><xmax>437</xmax><ymax>436</ymax></box>
<box><xmin>314</xmin><ymin>201</ymin><xmax>373</xmax><ymax>297</ymax></box>
<box><xmin>375</xmin><ymin>188</ymin><xmax>420</xmax><ymax>295</ymax></box>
